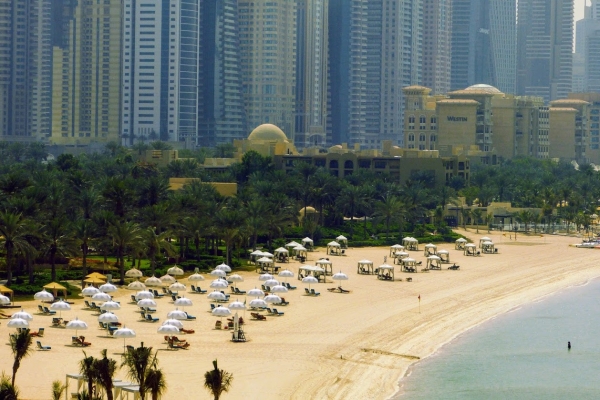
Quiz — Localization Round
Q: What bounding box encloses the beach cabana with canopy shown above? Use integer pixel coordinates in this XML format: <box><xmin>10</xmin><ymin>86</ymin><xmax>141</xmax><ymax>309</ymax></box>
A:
<box><xmin>424</xmin><ymin>243</ymin><xmax>437</xmax><ymax>256</ymax></box>
<box><xmin>301</xmin><ymin>237</ymin><xmax>314</xmax><ymax>251</ymax></box>
<box><xmin>479</xmin><ymin>237</ymin><xmax>492</xmax><ymax>248</ymax></box>
<box><xmin>285</xmin><ymin>241</ymin><xmax>301</xmax><ymax>253</ymax></box>
<box><xmin>336</xmin><ymin>235</ymin><xmax>348</xmax><ymax>249</ymax></box>
<box><xmin>85</xmin><ymin>272</ymin><xmax>107</xmax><ymax>281</ymax></box>
<box><xmin>357</xmin><ymin>260</ymin><xmax>374</xmax><ymax>274</ymax></box>
<box><xmin>43</xmin><ymin>282</ymin><xmax>67</xmax><ymax>298</ymax></box>
<box><xmin>255</xmin><ymin>257</ymin><xmax>276</xmax><ymax>273</ymax></box>
<box><xmin>249</xmin><ymin>250</ymin><xmax>263</xmax><ymax>264</ymax></box>
<box><xmin>0</xmin><ymin>285</ymin><xmax>14</xmax><ymax>305</ymax></box>
<box><xmin>402</xmin><ymin>237</ymin><xmax>419</xmax><ymax>251</ymax></box>
<box><xmin>376</xmin><ymin>264</ymin><xmax>394</xmax><ymax>281</ymax></box>
<box><xmin>315</xmin><ymin>259</ymin><xmax>333</xmax><ymax>276</ymax></box>
<box><xmin>298</xmin><ymin>265</ymin><xmax>325</xmax><ymax>282</ymax></box>
<box><xmin>426</xmin><ymin>255</ymin><xmax>442</xmax><ymax>270</ymax></box>
<box><xmin>464</xmin><ymin>243</ymin><xmax>478</xmax><ymax>256</ymax></box>
<box><xmin>437</xmin><ymin>249</ymin><xmax>450</xmax><ymax>263</ymax></box>
<box><xmin>394</xmin><ymin>251</ymin><xmax>410</xmax><ymax>264</ymax></box>
<box><xmin>294</xmin><ymin>245</ymin><xmax>308</xmax><ymax>261</ymax></box>
<box><xmin>481</xmin><ymin>241</ymin><xmax>495</xmax><ymax>254</ymax></box>
<box><xmin>274</xmin><ymin>247</ymin><xmax>289</xmax><ymax>262</ymax></box>
<box><xmin>455</xmin><ymin>238</ymin><xmax>468</xmax><ymax>250</ymax></box>
<box><xmin>83</xmin><ymin>277</ymin><xmax>105</xmax><ymax>287</ymax></box>
<box><xmin>327</xmin><ymin>241</ymin><xmax>342</xmax><ymax>256</ymax></box>
<box><xmin>390</xmin><ymin>244</ymin><xmax>404</xmax><ymax>256</ymax></box>
<box><xmin>401</xmin><ymin>258</ymin><xmax>418</xmax><ymax>273</ymax></box>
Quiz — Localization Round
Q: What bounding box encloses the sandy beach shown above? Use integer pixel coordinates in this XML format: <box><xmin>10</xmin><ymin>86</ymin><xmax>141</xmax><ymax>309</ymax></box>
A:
<box><xmin>1</xmin><ymin>230</ymin><xmax>600</xmax><ymax>400</ymax></box>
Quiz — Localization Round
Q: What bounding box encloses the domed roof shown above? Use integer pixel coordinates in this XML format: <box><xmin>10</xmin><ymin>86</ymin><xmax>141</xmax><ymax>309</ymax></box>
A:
<box><xmin>299</xmin><ymin>206</ymin><xmax>317</xmax><ymax>214</ymax></box>
<box><xmin>248</xmin><ymin>124</ymin><xmax>288</xmax><ymax>142</ymax></box>
<box><xmin>464</xmin><ymin>84</ymin><xmax>502</xmax><ymax>94</ymax></box>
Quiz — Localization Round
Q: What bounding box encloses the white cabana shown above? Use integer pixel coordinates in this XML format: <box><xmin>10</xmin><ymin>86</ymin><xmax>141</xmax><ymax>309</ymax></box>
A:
<box><xmin>402</xmin><ymin>237</ymin><xmax>419</xmax><ymax>251</ymax></box>
<box><xmin>255</xmin><ymin>256</ymin><xmax>274</xmax><ymax>273</ymax></box>
<box><xmin>336</xmin><ymin>235</ymin><xmax>348</xmax><ymax>249</ymax></box>
<box><xmin>401</xmin><ymin>257</ymin><xmax>419</xmax><ymax>273</ymax></box>
<box><xmin>376</xmin><ymin>264</ymin><xmax>394</xmax><ymax>281</ymax></box>
<box><xmin>426</xmin><ymin>255</ymin><xmax>442</xmax><ymax>270</ymax></box>
<box><xmin>437</xmin><ymin>249</ymin><xmax>450</xmax><ymax>263</ymax></box>
<box><xmin>390</xmin><ymin>244</ymin><xmax>404</xmax><ymax>256</ymax></box>
<box><xmin>294</xmin><ymin>245</ymin><xmax>308</xmax><ymax>261</ymax></box>
<box><xmin>301</xmin><ymin>237</ymin><xmax>314</xmax><ymax>251</ymax></box>
<box><xmin>315</xmin><ymin>258</ymin><xmax>333</xmax><ymax>276</ymax></box>
<box><xmin>455</xmin><ymin>238</ymin><xmax>468</xmax><ymax>250</ymax></box>
<box><xmin>479</xmin><ymin>237</ymin><xmax>492</xmax><ymax>248</ymax></box>
<box><xmin>249</xmin><ymin>250</ymin><xmax>264</xmax><ymax>264</ymax></box>
<box><xmin>481</xmin><ymin>241</ymin><xmax>496</xmax><ymax>254</ymax></box>
<box><xmin>285</xmin><ymin>241</ymin><xmax>301</xmax><ymax>253</ymax></box>
<box><xmin>327</xmin><ymin>241</ymin><xmax>343</xmax><ymax>256</ymax></box>
<box><xmin>424</xmin><ymin>243</ymin><xmax>437</xmax><ymax>256</ymax></box>
<box><xmin>298</xmin><ymin>265</ymin><xmax>324</xmax><ymax>282</ymax></box>
<box><xmin>393</xmin><ymin>251</ymin><xmax>410</xmax><ymax>264</ymax></box>
<box><xmin>274</xmin><ymin>247</ymin><xmax>289</xmax><ymax>263</ymax></box>
<box><xmin>357</xmin><ymin>259</ymin><xmax>374</xmax><ymax>275</ymax></box>
<box><xmin>464</xmin><ymin>243</ymin><xmax>478</xmax><ymax>256</ymax></box>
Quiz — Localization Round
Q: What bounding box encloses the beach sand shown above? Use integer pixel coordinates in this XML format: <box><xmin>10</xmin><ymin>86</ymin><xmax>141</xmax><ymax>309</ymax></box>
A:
<box><xmin>1</xmin><ymin>230</ymin><xmax>599</xmax><ymax>399</ymax></box>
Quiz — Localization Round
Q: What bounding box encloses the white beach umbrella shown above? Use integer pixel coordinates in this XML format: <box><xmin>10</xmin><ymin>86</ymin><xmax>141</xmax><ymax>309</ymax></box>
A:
<box><xmin>50</xmin><ymin>300</ymin><xmax>71</xmax><ymax>318</ymax></box>
<box><xmin>159</xmin><ymin>274</ymin><xmax>176</xmax><ymax>284</ymax></box>
<box><xmin>270</xmin><ymin>284</ymin><xmax>288</xmax><ymax>293</ymax></box>
<box><xmin>332</xmin><ymin>271</ymin><xmax>349</xmax><ymax>287</ymax></box>
<box><xmin>92</xmin><ymin>292</ymin><xmax>112</xmax><ymax>302</ymax></box>
<box><xmin>167</xmin><ymin>308</ymin><xmax>188</xmax><ymax>320</ymax></box>
<box><xmin>98</xmin><ymin>312</ymin><xmax>119</xmax><ymax>336</ymax></box>
<box><xmin>187</xmin><ymin>273</ymin><xmax>205</xmax><ymax>282</ymax></box>
<box><xmin>162</xmin><ymin>319</ymin><xmax>184</xmax><ymax>329</ymax></box>
<box><xmin>7</xmin><ymin>318</ymin><xmax>29</xmax><ymax>329</ymax></box>
<box><xmin>157</xmin><ymin>324</ymin><xmax>179</xmax><ymax>334</ymax></box>
<box><xmin>135</xmin><ymin>290</ymin><xmax>154</xmax><ymax>301</ymax></box>
<box><xmin>249</xmin><ymin>298</ymin><xmax>267</xmax><ymax>308</ymax></box>
<box><xmin>12</xmin><ymin>309</ymin><xmax>33</xmax><ymax>321</ymax></box>
<box><xmin>174</xmin><ymin>297</ymin><xmax>193</xmax><ymax>308</ymax></box>
<box><xmin>228</xmin><ymin>274</ymin><xmax>244</xmax><ymax>283</ymax></box>
<box><xmin>212</xmin><ymin>306</ymin><xmax>231</xmax><ymax>317</ymax></box>
<box><xmin>302</xmin><ymin>275</ymin><xmax>318</xmax><ymax>290</ymax></box>
<box><xmin>207</xmin><ymin>290</ymin><xmax>227</xmax><ymax>301</ymax></box>
<box><xmin>167</xmin><ymin>266</ymin><xmax>184</xmax><ymax>276</ymax></box>
<box><xmin>34</xmin><ymin>289</ymin><xmax>54</xmax><ymax>302</ymax></box>
<box><xmin>137</xmin><ymin>298</ymin><xmax>157</xmax><ymax>308</ymax></box>
<box><xmin>278</xmin><ymin>269</ymin><xmax>294</xmax><ymax>280</ymax></box>
<box><xmin>81</xmin><ymin>286</ymin><xmax>100</xmax><ymax>297</ymax></box>
<box><xmin>264</xmin><ymin>294</ymin><xmax>281</xmax><ymax>304</ymax></box>
<box><xmin>169</xmin><ymin>282</ymin><xmax>186</xmax><ymax>292</ymax></box>
<box><xmin>209</xmin><ymin>279</ymin><xmax>229</xmax><ymax>289</ymax></box>
<box><xmin>113</xmin><ymin>326</ymin><xmax>136</xmax><ymax>353</ymax></box>
<box><xmin>259</xmin><ymin>273</ymin><xmax>274</xmax><ymax>281</ymax></box>
<box><xmin>99</xmin><ymin>282</ymin><xmax>117</xmax><ymax>293</ymax></box>
<box><xmin>216</xmin><ymin>263</ymin><xmax>232</xmax><ymax>272</ymax></box>
<box><xmin>144</xmin><ymin>276</ymin><xmax>163</xmax><ymax>287</ymax></box>
<box><xmin>66</xmin><ymin>317</ymin><xmax>88</xmax><ymax>337</ymax></box>
<box><xmin>228</xmin><ymin>300</ymin><xmax>246</xmax><ymax>311</ymax></box>
<box><xmin>125</xmin><ymin>268</ymin><xmax>143</xmax><ymax>278</ymax></box>
<box><xmin>263</xmin><ymin>279</ymin><xmax>279</xmax><ymax>287</ymax></box>
<box><xmin>127</xmin><ymin>280</ymin><xmax>146</xmax><ymax>291</ymax></box>
<box><xmin>100</xmin><ymin>301</ymin><xmax>121</xmax><ymax>311</ymax></box>
<box><xmin>247</xmin><ymin>288</ymin><xmax>265</xmax><ymax>298</ymax></box>
<box><xmin>0</xmin><ymin>294</ymin><xmax>10</xmax><ymax>305</ymax></box>
<box><xmin>210</xmin><ymin>269</ymin><xmax>227</xmax><ymax>278</ymax></box>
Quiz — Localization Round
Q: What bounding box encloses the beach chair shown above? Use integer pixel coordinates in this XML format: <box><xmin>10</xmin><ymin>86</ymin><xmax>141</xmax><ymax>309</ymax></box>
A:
<box><xmin>185</xmin><ymin>312</ymin><xmax>196</xmax><ymax>320</ymax></box>
<box><xmin>37</xmin><ymin>305</ymin><xmax>45</xmax><ymax>314</ymax></box>
<box><xmin>272</xmin><ymin>308</ymin><xmax>284</xmax><ymax>316</ymax></box>
<box><xmin>126</xmin><ymin>345</ymin><xmax>135</xmax><ymax>352</ymax></box>
<box><xmin>145</xmin><ymin>313</ymin><xmax>159</xmax><ymax>322</ymax></box>
<box><xmin>284</xmin><ymin>282</ymin><xmax>297</xmax><ymax>290</ymax></box>
<box><xmin>168</xmin><ymin>339</ymin><xmax>190</xmax><ymax>350</ymax></box>
<box><xmin>338</xmin><ymin>287</ymin><xmax>350</xmax><ymax>294</ymax></box>
<box><xmin>277</xmin><ymin>297</ymin><xmax>290</xmax><ymax>306</ymax></box>
<box><xmin>31</xmin><ymin>328</ymin><xmax>44</xmax><ymax>337</ymax></box>
<box><xmin>36</xmin><ymin>341</ymin><xmax>51</xmax><ymax>350</ymax></box>
<box><xmin>142</xmin><ymin>306</ymin><xmax>157</xmax><ymax>313</ymax></box>
<box><xmin>44</xmin><ymin>306</ymin><xmax>56</xmax><ymax>315</ymax></box>
<box><xmin>90</xmin><ymin>302</ymin><xmax>100</xmax><ymax>311</ymax></box>
<box><xmin>152</xmin><ymin>289</ymin><xmax>165</xmax><ymax>298</ymax></box>
<box><xmin>181</xmin><ymin>328</ymin><xmax>195</xmax><ymax>334</ymax></box>
<box><xmin>51</xmin><ymin>317</ymin><xmax>64</xmax><ymax>327</ymax></box>
<box><xmin>266</xmin><ymin>308</ymin><xmax>273</xmax><ymax>314</ymax></box>
<box><xmin>130</xmin><ymin>295</ymin><xmax>137</xmax><ymax>303</ymax></box>
<box><xmin>234</xmin><ymin>287</ymin><xmax>246</xmax><ymax>295</ymax></box>
<box><xmin>448</xmin><ymin>264</ymin><xmax>460</xmax><ymax>270</ymax></box>
<box><xmin>261</xmin><ymin>284</ymin><xmax>268</xmax><ymax>292</ymax></box>
<box><xmin>84</xmin><ymin>300</ymin><xmax>92</xmax><ymax>309</ymax></box>
<box><xmin>304</xmin><ymin>288</ymin><xmax>310</xmax><ymax>295</ymax></box>
<box><xmin>210</xmin><ymin>304</ymin><xmax>216</xmax><ymax>311</ymax></box>
<box><xmin>71</xmin><ymin>336</ymin><xmax>80</xmax><ymax>345</ymax></box>
<box><xmin>310</xmin><ymin>289</ymin><xmax>320</xmax><ymax>296</ymax></box>
<box><xmin>170</xmin><ymin>294</ymin><xmax>181</xmax><ymax>302</ymax></box>
<box><xmin>251</xmin><ymin>312</ymin><xmax>267</xmax><ymax>321</ymax></box>
<box><xmin>78</xmin><ymin>336</ymin><xmax>92</xmax><ymax>347</ymax></box>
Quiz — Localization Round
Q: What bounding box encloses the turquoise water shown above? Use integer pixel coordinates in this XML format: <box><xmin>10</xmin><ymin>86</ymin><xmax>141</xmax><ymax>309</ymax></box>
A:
<box><xmin>398</xmin><ymin>279</ymin><xmax>600</xmax><ymax>399</ymax></box>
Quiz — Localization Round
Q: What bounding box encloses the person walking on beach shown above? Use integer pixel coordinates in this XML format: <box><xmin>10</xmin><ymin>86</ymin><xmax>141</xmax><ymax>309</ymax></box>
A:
<box><xmin>568</xmin><ymin>341</ymin><xmax>571</xmax><ymax>350</ymax></box>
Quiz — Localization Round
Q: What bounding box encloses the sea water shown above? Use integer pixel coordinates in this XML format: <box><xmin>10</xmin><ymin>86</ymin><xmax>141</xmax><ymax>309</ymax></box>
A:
<box><xmin>398</xmin><ymin>279</ymin><xmax>600</xmax><ymax>399</ymax></box>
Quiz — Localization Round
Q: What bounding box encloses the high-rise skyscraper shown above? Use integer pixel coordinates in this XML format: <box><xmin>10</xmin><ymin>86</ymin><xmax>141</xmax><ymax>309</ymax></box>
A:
<box><xmin>517</xmin><ymin>0</ymin><xmax>573</xmax><ymax>102</ymax></box>
<box><xmin>422</xmin><ymin>0</ymin><xmax>452</xmax><ymax>95</ymax></box>
<box><xmin>238</xmin><ymin>0</ymin><xmax>297</xmax><ymax>140</ymax></box>
<box><xmin>197</xmin><ymin>0</ymin><xmax>247</xmax><ymax>147</ymax></box>
<box><xmin>50</xmin><ymin>0</ymin><xmax>122</xmax><ymax>145</ymax></box>
<box><xmin>295</xmin><ymin>0</ymin><xmax>329</xmax><ymax>148</ymax></box>
<box><xmin>451</xmin><ymin>0</ymin><xmax>516</xmax><ymax>94</ymax></box>
<box><xmin>121</xmin><ymin>0</ymin><xmax>200</xmax><ymax>145</ymax></box>
<box><xmin>574</xmin><ymin>0</ymin><xmax>600</xmax><ymax>92</ymax></box>
<box><xmin>0</xmin><ymin>0</ymin><xmax>52</xmax><ymax>141</ymax></box>
<box><xmin>329</xmin><ymin>0</ymin><xmax>422</xmax><ymax>148</ymax></box>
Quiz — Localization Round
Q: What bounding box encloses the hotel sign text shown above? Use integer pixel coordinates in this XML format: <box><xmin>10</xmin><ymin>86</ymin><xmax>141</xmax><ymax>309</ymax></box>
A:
<box><xmin>447</xmin><ymin>116</ymin><xmax>468</xmax><ymax>122</ymax></box>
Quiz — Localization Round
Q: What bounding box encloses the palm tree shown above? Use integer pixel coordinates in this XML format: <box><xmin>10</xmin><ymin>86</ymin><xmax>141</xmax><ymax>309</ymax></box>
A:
<box><xmin>73</xmin><ymin>219</ymin><xmax>96</xmax><ymax>282</ymax></box>
<box><xmin>460</xmin><ymin>207</ymin><xmax>471</xmax><ymax>230</ymax></box>
<box><xmin>243</xmin><ymin>199</ymin><xmax>268</xmax><ymax>251</ymax></box>
<box><xmin>204</xmin><ymin>359</ymin><xmax>233</xmax><ymax>400</ymax></box>
<box><xmin>471</xmin><ymin>208</ymin><xmax>483</xmax><ymax>233</ymax></box>
<box><xmin>108</xmin><ymin>220</ymin><xmax>143</xmax><ymax>284</ymax></box>
<box><xmin>0</xmin><ymin>373</ymin><xmax>18</xmax><ymax>400</ymax></box>
<box><xmin>43</xmin><ymin>215</ymin><xmax>77</xmax><ymax>282</ymax></box>
<box><xmin>143</xmin><ymin>227</ymin><xmax>175</xmax><ymax>276</ymax></box>
<box><xmin>214</xmin><ymin>206</ymin><xmax>244</xmax><ymax>265</ymax></box>
<box><xmin>9</xmin><ymin>328</ymin><xmax>32</xmax><ymax>387</ymax></box>
<box><xmin>79</xmin><ymin>351</ymin><xmax>97</xmax><ymax>399</ymax></box>
<box><xmin>0</xmin><ymin>212</ymin><xmax>34</xmax><ymax>285</ymax></box>
<box><xmin>121</xmin><ymin>344</ymin><xmax>156</xmax><ymax>400</ymax></box>
<box><xmin>336</xmin><ymin>185</ymin><xmax>365</xmax><ymax>238</ymax></box>
<box><xmin>373</xmin><ymin>194</ymin><xmax>403</xmax><ymax>242</ymax></box>
<box><xmin>51</xmin><ymin>380</ymin><xmax>66</xmax><ymax>400</ymax></box>
<box><xmin>94</xmin><ymin>349</ymin><xmax>117</xmax><ymax>400</ymax></box>
<box><xmin>146</xmin><ymin>368</ymin><xmax>167</xmax><ymax>400</ymax></box>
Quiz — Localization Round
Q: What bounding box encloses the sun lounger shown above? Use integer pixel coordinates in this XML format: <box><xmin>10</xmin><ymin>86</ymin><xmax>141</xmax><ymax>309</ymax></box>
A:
<box><xmin>30</xmin><ymin>328</ymin><xmax>44</xmax><ymax>337</ymax></box>
<box><xmin>234</xmin><ymin>287</ymin><xmax>246</xmax><ymax>295</ymax></box>
<box><xmin>310</xmin><ymin>289</ymin><xmax>320</xmax><ymax>296</ymax></box>
<box><xmin>52</xmin><ymin>317</ymin><xmax>65</xmax><ymax>327</ymax></box>
<box><xmin>266</xmin><ymin>308</ymin><xmax>273</xmax><ymax>314</ymax></box>
<box><xmin>272</xmin><ymin>308</ymin><xmax>284</xmax><ymax>316</ymax></box>
<box><xmin>162</xmin><ymin>287</ymin><xmax>168</xmax><ymax>294</ymax></box>
<box><xmin>168</xmin><ymin>339</ymin><xmax>190</xmax><ymax>350</ymax></box>
<box><xmin>284</xmin><ymin>282</ymin><xmax>297</xmax><ymax>290</ymax></box>
<box><xmin>130</xmin><ymin>295</ymin><xmax>137</xmax><ymax>303</ymax></box>
<box><xmin>36</xmin><ymin>341</ymin><xmax>51</xmax><ymax>350</ymax></box>
<box><xmin>90</xmin><ymin>302</ymin><xmax>100</xmax><ymax>311</ymax></box>
<box><xmin>185</xmin><ymin>312</ymin><xmax>196</xmax><ymax>320</ymax></box>
<box><xmin>126</xmin><ymin>345</ymin><xmax>135</xmax><ymax>352</ymax></box>
<box><xmin>181</xmin><ymin>328</ymin><xmax>195</xmax><ymax>334</ymax></box>
<box><xmin>144</xmin><ymin>314</ymin><xmax>159</xmax><ymax>322</ymax></box>
<box><xmin>171</xmin><ymin>294</ymin><xmax>180</xmax><ymax>302</ymax></box>
<box><xmin>210</xmin><ymin>303</ymin><xmax>216</xmax><ymax>311</ymax></box>
<box><xmin>327</xmin><ymin>287</ymin><xmax>337</xmax><ymax>292</ymax></box>
<box><xmin>78</xmin><ymin>336</ymin><xmax>92</xmax><ymax>346</ymax></box>
<box><xmin>448</xmin><ymin>264</ymin><xmax>460</xmax><ymax>270</ymax></box>
<box><xmin>338</xmin><ymin>287</ymin><xmax>350</xmax><ymax>293</ymax></box>
<box><xmin>84</xmin><ymin>300</ymin><xmax>92</xmax><ymax>309</ymax></box>
<box><xmin>142</xmin><ymin>306</ymin><xmax>157</xmax><ymax>313</ymax></box>
<box><xmin>304</xmin><ymin>288</ymin><xmax>310</xmax><ymax>295</ymax></box>
<box><xmin>195</xmin><ymin>286</ymin><xmax>207</xmax><ymax>294</ymax></box>
<box><xmin>152</xmin><ymin>289</ymin><xmax>165</xmax><ymax>298</ymax></box>
<box><xmin>251</xmin><ymin>312</ymin><xmax>267</xmax><ymax>321</ymax></box>
<box><xmin>37</xmin><ymin>305</ymin><xmax>45</xmax><ymax>313</ymax></box>
<box><xmin>276</xmin><ymin>297</ymin><xmax>289</xmax><ymax>306</ymax></box>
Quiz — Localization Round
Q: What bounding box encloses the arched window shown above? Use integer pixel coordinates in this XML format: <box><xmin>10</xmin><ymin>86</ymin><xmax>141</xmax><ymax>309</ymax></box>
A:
<box><xmin>408</xmin><ymin>115</ymin><xmax>415</xmax><ymax>123</ymax></box>
<box><xmin>431</xmin><ymin>116</ymin><xmax>437</xmax><ymax>124</ymax></box>
<box><xmin>329</xmin><ymin>160</ymin><xmax>338</xmax><ymax>168</ymax></box>
<box><xmin>408</xmin><ymin>134</ymin><xmax>415</xmax><ymax>141</ymax></box>
<box><xmin>344</xmin><ymin>160</ymin><xmax>354</xmax><ymax>169</ymax></box>
<box><xmin>430</xmin><ymin>135</ymin><xmax>436</xmax><ymax>142</ymax></box>
<box><xmin>419</xmin><ymin>134</ymin><xmax>425</xmax><ymax>142</ymax></box>
<box><xmin>419</xmin><ymin>115</ymin><xmax>426</xmax><ymax>130</ymax></box>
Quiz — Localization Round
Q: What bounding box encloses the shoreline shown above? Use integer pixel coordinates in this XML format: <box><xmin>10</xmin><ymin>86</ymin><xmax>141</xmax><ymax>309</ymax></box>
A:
<box><xmin>2</xmin><ymin>231</ymin><xmax>600</xmax><ymax>399</ymax></box>
<box><xmin>392</xmin><ymin>274</ymin><xmax>600</xmax><ymax>399</ymax></box>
